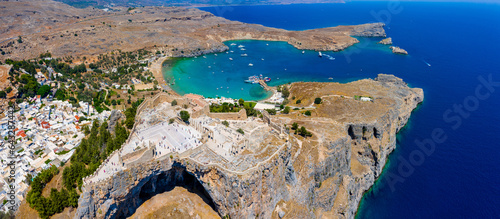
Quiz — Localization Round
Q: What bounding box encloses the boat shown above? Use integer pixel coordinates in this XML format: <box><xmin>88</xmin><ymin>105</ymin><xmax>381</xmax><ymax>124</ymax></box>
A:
<box><xmin>318</xmin><ymin>52</ymin><xmax>322</xmax><ymax>57</ymax></box>
<box><xmin>245</xmin><ymin>75</ymin><xmax>259</xmax><ymax>83</ymax></box>
<box><xmin>230</xmin><ymin>50</ymin><xmax>234</xmax><ymax>53</ymax></box>
<box><xmin>240</xmin><ymin>48</ymin><xmax>246</xmax><ymax>51</ymax></box>
<box><xmin>238</xmin><ymin>45</ymin><xmax>245</xmax><ymax>48</ymax></box>
<box><xmin>248</xmin><ymin>63</ymin><xmax>253</xmax><ymax>66</ymax></box>
<box><xmin>261</xmin><ymin>58</ymin><xmax>264</xmax><ymax>61</ymax></box>
<box><xmin>302</xmin><ymin>51</ymin><xmax>305</xmax><ymax>54</ymax></box>
<box><xmin>328</xmin><ymin>77</ymin><xmax>333</xmax><ymax>80</ymax></box>
<box><xmin>203</xmin><ymin>56</ymin><xmax>206</xmax><ymax>58</ymax></box>
<box><xmin>230</xmin><ymin>43</ymin><xmax>236</xmax><ymax>46</ymax></box>
<box><xmin>229</xmin><ymin>58</ymin><xmax>233</xmax><ymax>61</ymax></box>
<box><xmin>241</xmin><ymin>54</ymin><xmax>248</xmax><ymax>57</ymax></box>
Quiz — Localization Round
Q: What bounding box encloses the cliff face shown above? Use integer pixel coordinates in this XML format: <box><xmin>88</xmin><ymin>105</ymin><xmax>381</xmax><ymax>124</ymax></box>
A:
<box><xmin>75</xmin><ymin>74</ymin><xmax>423</xmax><ymax>219</ymax></box>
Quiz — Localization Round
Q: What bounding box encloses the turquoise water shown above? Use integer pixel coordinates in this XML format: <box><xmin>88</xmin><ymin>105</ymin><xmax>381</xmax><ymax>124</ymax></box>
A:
<box><xmin>164</xmin><ymin>38</ymin><xmax>400</xmax><ymax>101</ymax></box>
<box><xmin>165</xmin><ymin>2</ymin><xmax>500</xmax><ymax>218</ymax></box>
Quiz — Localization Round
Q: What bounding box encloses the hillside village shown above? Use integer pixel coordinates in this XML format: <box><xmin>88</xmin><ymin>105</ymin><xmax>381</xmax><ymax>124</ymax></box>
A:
<box><xmin>0</xmin><ymin>95</ymin><xmax>110</xmax><ymax>211</ymax></box>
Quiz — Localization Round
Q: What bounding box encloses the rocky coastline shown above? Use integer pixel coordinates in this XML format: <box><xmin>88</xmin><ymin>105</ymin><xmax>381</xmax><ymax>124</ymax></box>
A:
<box><xmin>74</xmin><ymin>74</ymin><xmax>423</xmax><ymax>219</ymax></box>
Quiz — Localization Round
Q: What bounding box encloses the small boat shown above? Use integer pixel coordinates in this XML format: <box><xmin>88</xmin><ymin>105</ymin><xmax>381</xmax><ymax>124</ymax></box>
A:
<box><xmin>203</xmin><ymin>56</ymin><xmax>206</xmax><ymax>58</ymax></box>
<box><xmin>214</xmin><ymin>54</ymin><xmax>218</xmax><ymax>56</ymax></box>
<box><xmin>302</xmin><ymin>51</ymin><xmax>305</xmax><ymax>54</ymax></box>
<box><xmin>240</xmin><ymin>48</ymin><xmax>246</xmax><ymax>51</ymax></box>
<box><xmin>318</xmin><ymin>52</ymin><xmax>322</xmax><ymax>57</ymax></box>
<box><xmin>238</xmin><ymin>45</ymin><xmax>245</xmax><ymax>48</ymax></box>
<box><xmin>230</xmin><ymin>43</ymin><xmax>236</xmax><ymax>46</ymax></box>
<box><xmin>261</xmin><ymin>58</ymin><xmax>264</xmax><ymax>61</ymax></box>
<box><xmin>241</xmin><ymin>54</ymin><xmax>248</xmax><ymax>57</ymax></box>
<box><xmin>230</xmin><ymin>50</ymin><xmax>234</xmax><ymax>53</ymax></box>
<box><xmin>248</xmin><ymin>63</ymin><xmax>253</xmax><ymax>66</ymax></box>
<box><xmin>229</xmin><ymin>58</ymin><xmax>233</xmax><ymax>61</ymax></box>
<box><xmin>266</xmin><ymin>44</ymin><xmax>269</xmax><ymax>46</ymax></box>
<box><xmin>328</xmin><ymin>77</ymin><xmax>333</xmax><ymax>80</ymax></box>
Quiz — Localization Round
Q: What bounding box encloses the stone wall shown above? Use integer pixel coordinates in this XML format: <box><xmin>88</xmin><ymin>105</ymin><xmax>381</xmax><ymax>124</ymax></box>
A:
<box><xmin>207</xmin><ymin>108</ymin><xmax>247</xmax><ymax>120</ymax></box>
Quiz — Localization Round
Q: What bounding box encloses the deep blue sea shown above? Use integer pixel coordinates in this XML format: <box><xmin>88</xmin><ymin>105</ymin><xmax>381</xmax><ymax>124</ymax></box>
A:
<box><xmin>164</xmin><ymin>2</ymin><xmax>500</xmax><ymax>217</ymax></box>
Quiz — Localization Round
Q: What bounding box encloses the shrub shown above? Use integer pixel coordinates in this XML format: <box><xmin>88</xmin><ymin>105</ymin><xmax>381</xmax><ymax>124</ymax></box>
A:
<box><xmin>304</xmin><ymin>110</ymin><xmax>311</xmax><ymax>116</ymax></box>
<box><xmin>283</xmin><ymin>106</ymin><xmax>290</xmax><ymax>114</ymax></box>
<box><xmin>171</xmin><ymin>100</ymin><xmax>177</xmax><ymax>106</ymax></box>
<box><xmin>296</xmin><ymin>99</ymin><xmax>301</xmax><ymax>104</ymax></box>
<box><xmin>222</xmin><ymin>120</ymin><xmax>229</xmax><ymax>127</ymax></box>
<box><xmin>180</xmin><ymin>110</ymin><xmax>190</xmax><ymax>122</ymax></box>
<box><xmin>314</xmin><ymin>97</ymin><xmax>322</xmax><ymax>104</ymax></box>
<box><xmin>236</xmin><ymin>128</ymin><xmax>244</xmax><ymax>135</ymax></box>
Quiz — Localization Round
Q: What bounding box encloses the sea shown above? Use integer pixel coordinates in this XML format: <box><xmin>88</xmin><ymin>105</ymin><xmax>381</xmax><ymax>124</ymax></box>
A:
<box><xmin>162</xmin><ymin>2</ymin><xmax>500</xmax><ymax>218</ymax></box>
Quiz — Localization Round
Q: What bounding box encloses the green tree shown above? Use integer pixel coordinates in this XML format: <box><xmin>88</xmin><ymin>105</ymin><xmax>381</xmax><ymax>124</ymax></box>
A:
<box><xmin>171</xmin><ymin>99</ymin><xmax>177</xmax><ymax>106</ymax></box>
<box><xmin>296</xmin><ymin>99</ymin><xmax>301</xmax><ymax>104</ymax></box>
<box><xmin>281</xmin><ymin>86</ymin><xmax>290</xmax><ymax>98</ymax></box>
<box><xmin>238</xmin><ymin>98</ymin><xmax>244</xmax><ymax>106</ymax></box>
<box><xmin>291</xmin><ymin>122</ymin><xmax>298</xmax><ymax>130</ymax></box>
<box><xmin>0</xmin><ymin>91</ymin><xmax>6</xmax><ymax>98</ymax></box>
<box><xmin>37</xmin><ymin>85</ymin><xmax>51</xmax><ymax>98</ymax></box>
<box><xmin>180</xmin><ymin>110</ymin><xmax>190</xmax><ymax>122</ymax></box>
<box><xmin>304</xmin><ymin>110</ymin><xmax>311</xmax><ymax>116</ymax></box>
<box><xmin>314</xmin><ymin>97</ymin><xmax>322</xmax><ymax>104</ymax></box>
<box><xmin>283</xmin><ymin>106</ymin><xmax>290</xmax><ymax>114</ymax></box>
<box><xmin>222</xmin><ymin>120</ymin><xmax>229</xmax><ymax>127</ymax></box>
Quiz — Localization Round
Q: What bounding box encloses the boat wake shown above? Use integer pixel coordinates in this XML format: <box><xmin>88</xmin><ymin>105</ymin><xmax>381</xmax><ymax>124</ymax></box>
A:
<box><xmin>423</xmin><ymin>60</ymin><xmax>431</xmax><ymax>67</ymax></box>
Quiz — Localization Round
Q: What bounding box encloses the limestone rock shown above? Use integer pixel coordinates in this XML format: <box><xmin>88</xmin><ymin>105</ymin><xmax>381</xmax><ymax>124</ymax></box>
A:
<box><xmin>378</xmin><ymin>37</ymin><xmax>392</xmax><ymax>45</ymax></box>
<box><xmin>389</xmin><ymin>46</ymin><xmax>408</xmax><ymax>55</ymax></box>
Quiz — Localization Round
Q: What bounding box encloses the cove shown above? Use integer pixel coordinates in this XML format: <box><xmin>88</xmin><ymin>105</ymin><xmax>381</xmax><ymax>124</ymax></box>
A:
<box><xmin>162</xmin><ymin>37</ymin><xmax>399</xmax><ymax>101</ymax></box>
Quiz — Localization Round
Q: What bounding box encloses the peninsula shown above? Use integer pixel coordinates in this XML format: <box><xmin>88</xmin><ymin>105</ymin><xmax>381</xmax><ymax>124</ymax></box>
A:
<box><xmin>75</xmin><ymin>74</ymin><xmax>423</xmax><ymax>218</ymax></box>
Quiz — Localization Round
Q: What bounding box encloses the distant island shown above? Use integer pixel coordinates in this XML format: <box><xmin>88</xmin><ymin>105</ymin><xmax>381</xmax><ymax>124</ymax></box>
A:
<box><xmin>54</xmin><ymin>0</ymin><xmax>345</xmax><ymax>9</ymax></box>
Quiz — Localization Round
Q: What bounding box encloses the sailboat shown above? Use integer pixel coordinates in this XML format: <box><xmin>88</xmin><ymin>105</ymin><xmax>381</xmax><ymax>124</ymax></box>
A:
<box><xmin>318</xmin><ymin>52</ymin><xmax>322</xmax><ymax>57</ymax></box>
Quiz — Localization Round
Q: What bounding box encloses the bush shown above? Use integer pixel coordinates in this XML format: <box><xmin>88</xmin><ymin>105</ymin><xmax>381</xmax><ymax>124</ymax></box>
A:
<box><xmin>169</xmin><ymin>118</ymin><xmax>175</xmax><ymax>124</ymax></box>
<box><xmin>180</xmin><ymin>110</ymin><xmax>190</xmax><ymax>122</ymax></box>
<box><xmin>222</xmin><ymin>120</ymin><xmax>229</xmax><ymax>127</ymax></box>
<box><xmin>283</xmin><ymin>106</ymin><xmax>290</xmax><ymax>114</ymax></box>
<box><xmin>236</xmin><ymin>128</ymin><xmax>244</xmax><ymax>135</ymax></box>
<box><xmin>171</xmin><ymin>99</ymin><xmax>177</xmax><ymax>106</ymax></box>
<box><xmin>304</xmin><ymin>110</ymin><xmax>311</xmax><ymax>116</ymax></box>
<box><xmin>314</xmin><ymin>97</ymin><xmax>322</xmax><ymax>104</ymax></box>
<box><xmin>265</xmin><ymin>109</ymin><xmax>276</xmax><ymax>115</ymax></box>
<box><xmin>0</xmin><ymin>91</ymin><xmax>6</xmax><ymax>98</ymax></box>
<box><xmin>296</xmin><ymin>99</ymin><xmax>301</xmax><ymax>104</ymax></box>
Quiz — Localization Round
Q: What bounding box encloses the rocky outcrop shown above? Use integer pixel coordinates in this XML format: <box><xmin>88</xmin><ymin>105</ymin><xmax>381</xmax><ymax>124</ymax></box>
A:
<box><xmin>390</xmin><ymin>46</ymin><xmax>408</xmax><ymax>55</ymax></box>
<box><xmin>75</xmin><ymin>74</ymin><xmax>423</xmax><ymax>219</ymax></box>
<box><xmin>107</xmin><ymin>110</ymin><xmax>124</xmax><ymax>133</ymax></box>
<box><xmin>378</xmin><ymin>37</ymin><xmax>392</xmax><ymax>45</ymax></box>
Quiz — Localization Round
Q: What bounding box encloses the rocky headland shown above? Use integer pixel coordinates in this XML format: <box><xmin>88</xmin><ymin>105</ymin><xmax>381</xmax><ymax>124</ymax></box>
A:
<box><xmin>74</xmin><ymin>74</ymin><xmax>423</xmax><ymax>219</ymax></box>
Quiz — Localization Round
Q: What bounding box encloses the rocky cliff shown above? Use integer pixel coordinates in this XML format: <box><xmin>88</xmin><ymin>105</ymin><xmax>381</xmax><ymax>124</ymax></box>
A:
<box><xmin>75</xmin><ymin>74</ymin><xmax>423</xmax><ymax>219</ymax></box>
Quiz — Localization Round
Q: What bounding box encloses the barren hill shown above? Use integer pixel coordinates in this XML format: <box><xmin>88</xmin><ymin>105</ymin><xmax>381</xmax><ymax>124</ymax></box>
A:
<box><xmin>0</xmin><ymin>0</ymin><xmax>385</xmax><ymax>61</ymax></box>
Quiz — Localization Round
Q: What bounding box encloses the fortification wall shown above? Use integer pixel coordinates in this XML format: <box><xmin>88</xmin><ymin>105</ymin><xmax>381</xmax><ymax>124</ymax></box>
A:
<box><xmin>208</xmin><ymin>108</ymin><xmax>247</xmax><ymax>120</ymax></box>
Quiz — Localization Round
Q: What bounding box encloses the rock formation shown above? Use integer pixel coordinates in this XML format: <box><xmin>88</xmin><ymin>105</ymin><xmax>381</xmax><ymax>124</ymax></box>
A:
<box><xmin>389</xmin><ymin>46</ymin><xmax>408</xmax><ymax>55</ymax></box>
<box><xmin>378</xmin><ymin>37</ymin><xmax>392</xmax><ymax>45</ymax></box>
<box><xmin>75</xmin><ymin>74</ymin><xmax>423</xmax><ymax>219</ymax></box>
